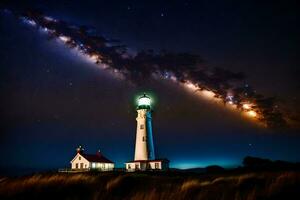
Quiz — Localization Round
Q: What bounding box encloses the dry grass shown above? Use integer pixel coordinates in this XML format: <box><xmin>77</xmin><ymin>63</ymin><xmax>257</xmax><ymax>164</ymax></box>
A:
<box><xmin>105</xmin><ymin>175</ymin><xmax>125</xmax><ymax>191</ymax></box>
<box><xmin>0</xmin><ymin>171</ymin><xmax>299</xmax><ymax>200</ymax></box>
<box><xmin>181</xmin><ymin>179</ymin><xmax>201</xmax><ymax>190</ymax></box>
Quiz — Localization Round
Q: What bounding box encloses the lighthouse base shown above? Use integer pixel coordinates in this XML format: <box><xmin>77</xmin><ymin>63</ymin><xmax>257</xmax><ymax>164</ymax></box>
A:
<box><xmin>125</xmin><ymin>159</ymin><xmax>169</xmax><ymax>172</ymax></box>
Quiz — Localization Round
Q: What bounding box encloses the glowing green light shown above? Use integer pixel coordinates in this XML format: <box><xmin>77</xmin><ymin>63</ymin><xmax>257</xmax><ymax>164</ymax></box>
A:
<box><xmin>138</xmin><ymin>93</ymin><xmax>151</xmax><ymax>106</ymax></box>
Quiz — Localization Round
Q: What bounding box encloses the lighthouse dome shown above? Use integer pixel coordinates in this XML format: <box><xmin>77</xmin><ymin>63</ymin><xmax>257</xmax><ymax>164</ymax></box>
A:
<box><xmin>137</xmin><ymin>93</ymin><xmax>151</xmax><ymax>109</ymax></box>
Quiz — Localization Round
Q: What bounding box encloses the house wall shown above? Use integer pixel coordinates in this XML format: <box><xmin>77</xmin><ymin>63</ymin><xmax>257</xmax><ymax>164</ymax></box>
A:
<box><xmin>71</xmin><ymin>153</ymin><xmax>90</xmax><ymax>169</ymax></box>
<box><xmin>125</xmin><ymin>161</ymin><xmax>168</xmax><ymax>171</ymax></box>
<box><xmin>91</xmin><ymin>162</ymin><xmax>114</xmax><ymax>171</ymax></box>
<box><xmin>126</xmin><ymin>162</ymin><xmax>140</xmax><ymax>172</ymax></box>
<box><xmin>71</xmin><ymin>153</ymin><xmax>115</xmax><ymax>171</ymax></box>
<box><xmin>149</xmin><ymin>161</ymin><xmax>162</xmax><ymax>170</ymax></box>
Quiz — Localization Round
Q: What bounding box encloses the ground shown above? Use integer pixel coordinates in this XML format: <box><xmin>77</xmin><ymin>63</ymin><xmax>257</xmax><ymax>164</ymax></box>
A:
<box><xmin>0</xmin><ymin>170</ymin><xmax>300</xmax><ymax>200</ymax></box>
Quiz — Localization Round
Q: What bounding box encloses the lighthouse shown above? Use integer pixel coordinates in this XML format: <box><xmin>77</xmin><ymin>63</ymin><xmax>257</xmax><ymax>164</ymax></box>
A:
<box><xmin>125</xmin><ymin>93</ymin><xmax>169</xmax><ymax>171</ymax></box>
<box><xmin>134</xmin><ymin>93</ymin><xmax>155</xmax><ymax>161</ymax></box>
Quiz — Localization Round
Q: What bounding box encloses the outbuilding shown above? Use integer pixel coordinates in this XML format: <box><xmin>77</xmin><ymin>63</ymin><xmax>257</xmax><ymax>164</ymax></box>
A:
<box><xmin>70</xmin><ymin>146</ymin><xmax>114</xmax><ymax>171</ymax></box>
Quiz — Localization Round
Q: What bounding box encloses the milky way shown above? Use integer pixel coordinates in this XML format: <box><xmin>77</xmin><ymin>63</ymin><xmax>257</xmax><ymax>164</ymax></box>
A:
<box><xmin>4</xmin><ymin>8</ymin><xmax>291</xmax><ymax>128</ymax></box>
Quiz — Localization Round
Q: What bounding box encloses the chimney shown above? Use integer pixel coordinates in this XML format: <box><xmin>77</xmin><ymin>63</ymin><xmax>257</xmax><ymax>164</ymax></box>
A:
<box><xmin>96</xmin><ymin>149</ymin><xmax>102</xmax><ymax>156</ymax></box>
<box><xmin>76</xmin><ymin>145</ymin><xmax>84</xmax><ymax>154</ymax></box>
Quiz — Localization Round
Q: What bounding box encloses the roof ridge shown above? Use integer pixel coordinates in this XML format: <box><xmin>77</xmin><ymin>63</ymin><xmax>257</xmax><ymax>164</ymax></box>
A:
<box><xmin>79</xmin><ymin>152</ymin><xmax>114</xmax><ymax>163</ymax></box>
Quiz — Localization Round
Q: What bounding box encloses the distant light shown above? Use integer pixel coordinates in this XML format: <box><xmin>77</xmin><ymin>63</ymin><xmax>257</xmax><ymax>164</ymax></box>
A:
<box><xmin>243</xmin><ymin>104</ymin><xmax>251</xmax><ymax>110</ymax></box>
<box><xmin>88</xmin><ymin>54</ymin><xmax>101</xmax><ymax>63</ymax></box>
<box><xmin>27</xmin><ymin>20</ymin><xmax>36</xmax><ymax>26</ymax></box>
<box><xmin>170</xmin><ymin>75</ymin><xmax>177</xmax><ymax>82</ymax></box>
<box><xmin>226</xmin><ymin>95</ymin><xmax>234</xmax><ymax>103</ymax></box>
<box><xmin>163</xmin><ymin>72</ymin><xmax>170</xmax><ymax>79</ymax></box>
<box><xmin>202</xmin><ymin>90</ymin><xmax>215</xmax><ymax>98</ymax></box>
<box><xmin>44</xmin><ymin>16</ymin><xmax>55</xmax><ymax>22</ymax></box>
<box><xmin>185</xmin><ymin>82</ymin><xmax>197</xmax><ymax>90</ymax></box>
<box><xmin>247</xmin><ymin>110</ymin><xmax>257</xmax><ymax>117</ymax></box>
<box><xmin>21</xmin><ymin>17</ymin><xmax>36</xmax><ymax>26</ymax></box>
<box><xmin>59</xmin><ymin>35</ymin><xmax>71</xmax><ymax>43</ymax></box>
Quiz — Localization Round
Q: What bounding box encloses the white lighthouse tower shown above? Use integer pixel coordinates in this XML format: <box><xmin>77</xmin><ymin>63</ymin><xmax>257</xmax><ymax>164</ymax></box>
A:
<box><xmin>134</xmin><ymin>93</ymin><xmax>155</xmax><ymax>161</ymax></box>
<box><xmin>125</xmin><ymin>93</ymin><xmax>169</xmax><ymax>171</ymax></box>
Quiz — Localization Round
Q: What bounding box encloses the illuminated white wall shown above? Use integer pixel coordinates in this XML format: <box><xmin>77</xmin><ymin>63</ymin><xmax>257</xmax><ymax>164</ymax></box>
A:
<box><xmin>134</xmin><ymin>109</ymin><xmax>149</xmax><ymax>160</ymax></box>
<box><xmin>125</xmin><ymin>161</ymin><xmax>167</xmax><ymax>171</ymax></box>
<box><xmin>70</xmin><ymin>153</ymin><xmax>90</xmax><ymax>169</ymax></box>
<box><xmin>70</xmin><ymin>153</ymin><xmax>114</xmax><ymax>171</ymax></box>
<box><xmin>148</xmin><ymin>161</ymin><xmax>162</xmax><ymax>169</ymax></box>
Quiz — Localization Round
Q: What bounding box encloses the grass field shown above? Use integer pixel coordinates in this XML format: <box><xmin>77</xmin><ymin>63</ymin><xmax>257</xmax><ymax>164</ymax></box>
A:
<box><xmin>0</xmin><ymin>170</ymin><xmax>300</xmax><ymax>200</ymax></box>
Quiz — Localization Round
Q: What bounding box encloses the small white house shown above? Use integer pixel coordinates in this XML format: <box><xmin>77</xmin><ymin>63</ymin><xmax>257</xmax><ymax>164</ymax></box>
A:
<box><xmin>70</xmin><ymin>146</ymin><xmax>114</xmax><ymax>171</ymax></box>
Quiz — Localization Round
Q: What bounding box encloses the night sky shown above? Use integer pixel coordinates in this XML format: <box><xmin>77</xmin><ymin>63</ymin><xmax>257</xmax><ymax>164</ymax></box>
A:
<box><xmin>0</xmin><ymin>0</ymin><xmax>299</xmax><ymax>173</ymax></box>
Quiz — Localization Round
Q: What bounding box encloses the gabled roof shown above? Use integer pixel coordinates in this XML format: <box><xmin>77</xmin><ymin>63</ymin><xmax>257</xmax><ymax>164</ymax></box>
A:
<box><xmin>80</xmin><ymin>153</ymin><xmax>114</xmax><ymax>163</ymax></box>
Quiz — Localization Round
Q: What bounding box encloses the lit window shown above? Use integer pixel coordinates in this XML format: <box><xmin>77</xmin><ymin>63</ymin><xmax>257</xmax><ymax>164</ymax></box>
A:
<box><xmin>92</xmin><ymin>163</ymin><xmax>96</xmax><ymax>168</ymax></box>
<box><xmin>155</xmin><ymin>163</ymin><xmax>159</xmax><ymax>169</ymax></box>
<box><xmin>140</xmin><ymin>124</ymin><xmax>144</xmax><ymax>129</ymax></box>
